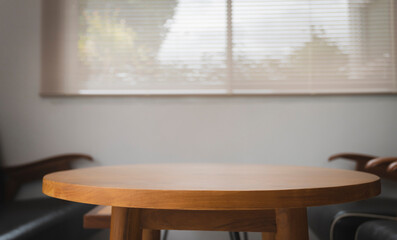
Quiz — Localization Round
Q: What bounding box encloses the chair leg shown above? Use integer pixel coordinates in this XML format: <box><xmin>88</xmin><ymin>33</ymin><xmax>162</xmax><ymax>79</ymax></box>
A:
<box><xmin>243</xmin><ymin>232</ymin><xmax>248</xmax><ymax>240</ymax></box>
<box><xmin>162</xmin><ymin>230</ymin><xmax>169</xmax><ymax>240</ymax></box>
<box><xmin>233</xmin><ymin>232</ymin><xmax>241</xmax><ymax>240</ymax></box>
<box><xmin>229</xmin><ymin>232</ymin><xmax>235</xmax><ymax>240</ymax></box>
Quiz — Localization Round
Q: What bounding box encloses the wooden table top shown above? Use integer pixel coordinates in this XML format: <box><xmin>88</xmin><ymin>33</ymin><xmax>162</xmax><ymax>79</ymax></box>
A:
<box><xmin>43</xmin><ymin>164</ymin><xmax>380</xmax><ymax>210</ymax></box>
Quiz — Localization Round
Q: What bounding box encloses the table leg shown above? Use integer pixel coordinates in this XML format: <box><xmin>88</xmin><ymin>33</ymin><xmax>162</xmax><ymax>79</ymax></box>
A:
<box><xmin>262</xmin><ymin>232</ymin><xmax>276</xmax><ymax>240</ymax></box>
<box><xmin>273</xmin><ymin>208</ymin><xmax>308</xmax><ymax>240</ymax></box>
<box><xmin>142</xmin><ymin>230</ymin><xmax>161</xmax><ymax>240</ymax></box>
<box><xmin>110</xmin><ymin>207</ymin><xmax>143</xmax><ymax>240</ymax></box>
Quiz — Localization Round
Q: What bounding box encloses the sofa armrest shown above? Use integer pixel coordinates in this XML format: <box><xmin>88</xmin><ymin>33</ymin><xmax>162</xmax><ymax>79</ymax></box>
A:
<box><xmin>328</xmin><ymin>152</ymin><xmax>397</xmax><ymax>181</ymax></box>
<box><xmin>1</xmin><ymin>153</ymin><xmax>93</xmax><ymax>201</ymax></box>
<box><xmin>387</xmin><ymin>161</ymin><xmax>397</xmax><ymax>173</ymax></box>
<box><xmin>364</xmin><ymin>157</ymin><xmax>397</xmax><ymax>173</ymax></box>
<box><xmin>328</xmin><ymin>153</ymin><xmax>377</xmax><ymax>166</ymax></box>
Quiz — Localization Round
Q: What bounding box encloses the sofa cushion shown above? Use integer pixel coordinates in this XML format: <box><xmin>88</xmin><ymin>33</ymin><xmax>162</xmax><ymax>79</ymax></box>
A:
<box><xmin>0</xmin><ymin>169</ymin><xmax>4</xmax><ymax>202</ymax></box>
<box><xmin>308</xmin><ymin>197</ymin><xmax>397</xmax><ymax>240</ymax></box>
<box><xmin>0</xmin><ymin>197</ymin><xmax>94</xmax><ymax>240</ymax></box>
<box><xmin>356</xmin><ymin>220</ymin><xmax>397</xmax><ymax>240</ymax></box>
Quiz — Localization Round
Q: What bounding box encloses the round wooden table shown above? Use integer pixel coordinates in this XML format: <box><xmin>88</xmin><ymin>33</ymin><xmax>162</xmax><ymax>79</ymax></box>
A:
<box><xmin>43</xmin><ymin>164</ymin><xmax>380</xmax><ymax>240</ymax></box>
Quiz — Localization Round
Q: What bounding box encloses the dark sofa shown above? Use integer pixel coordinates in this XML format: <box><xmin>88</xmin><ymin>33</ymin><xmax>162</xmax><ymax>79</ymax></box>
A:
<box><xmin>308</xmin><ymin>153</ymin><xmax>397</xmax><ymax>240</ymax></box>
<box><xmin>356</xmin><ymin>220</ymin><xmax>397</xmax><ymax>240</ymax></box>
<box><xmin>309</xmin><ymin>197</ymin><xmax>397</xmax><ymax>240</ymax></box>
<box><xmin>0</xmin><ymin>154</ymin><xmax>98</xmax><ymax>240</ymax></box>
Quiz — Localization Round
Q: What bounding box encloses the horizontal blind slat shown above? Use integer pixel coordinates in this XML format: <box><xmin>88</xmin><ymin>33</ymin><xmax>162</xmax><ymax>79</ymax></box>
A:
<box><xmin>43</xmin><ymin>0</ymin><xmax>395</xmax><ymax>94</ymax></box>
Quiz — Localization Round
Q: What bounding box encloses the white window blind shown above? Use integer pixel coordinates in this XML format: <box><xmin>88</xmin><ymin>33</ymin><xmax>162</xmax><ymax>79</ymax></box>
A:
<box><xmin>41</xmin><ymin>0</ymin><xmax>397</xmax><ymax>95</ymax></box>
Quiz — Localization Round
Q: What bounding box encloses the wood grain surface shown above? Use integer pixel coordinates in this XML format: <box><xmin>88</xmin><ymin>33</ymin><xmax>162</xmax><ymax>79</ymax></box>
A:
<box><xmin>43</xmin><ymin>164</ymin><xmax>380</xmax><ymax>210</ymax></box>
<box><xmin>85</xmin><ymin>206</ymin><xmax>276</xmax><ymax>232</ymax></box>
<box><xmin>84</xmin><ymin>205</ymin><xmax>111</xmax><ymax>229</ymax></box>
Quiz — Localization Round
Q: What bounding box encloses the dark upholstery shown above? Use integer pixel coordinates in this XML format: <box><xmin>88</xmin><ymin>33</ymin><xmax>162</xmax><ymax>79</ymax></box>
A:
<box><xmin>0</xmin><ymin>153</ymin><xmax>97</xmax><ymax>240</ymax></box>
<box><xmin>356</xmin><ymin>220</ymin><xmax>397</xmax><ymax>240</ymax></box>
<box><xmin>0</xmin><ymin>170</ymin><xmax>4</xmax><ymax>202</ymax></box>
<box><xmin>308</xmin><ymin>197</ymin><xmax>397</xmax><ymax>240</ymax></box>
<box><xmin>0</xmin><ymin>198</ymin><xmax>95</xmax><ymax>240</ymax></box>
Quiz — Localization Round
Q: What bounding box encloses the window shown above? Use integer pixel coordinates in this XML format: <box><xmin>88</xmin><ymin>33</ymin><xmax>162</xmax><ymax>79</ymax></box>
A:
<box><xmin>41</xmin><ymin>0</ymin><xmax>397</xmax><ymax>95</ymax></box>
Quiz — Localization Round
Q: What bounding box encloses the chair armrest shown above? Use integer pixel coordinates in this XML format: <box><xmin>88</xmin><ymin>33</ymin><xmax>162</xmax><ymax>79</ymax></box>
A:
<box><xmin>1</xmin><ymin>153</ymin><xmax>93</xmax><ymax>201</ymax></box>
<box><xmin>387</xmin><ymin>161</ymin><xmax>397</xmax><ymax>173</ymax></box>
<box><xmin>365</xmin><ymin>157</ymin><xmax>397</xmax><ymax>170</ymax></box>
<box><xmin>328</xmin><ymin>152</ymin><xmax>397</xmax><ymax>181</ymax></box>
<box><xmin>328</xmin><ymin>153</ymin><xmax>378</xmax><ymax>163</ymax></box>
<box><xmin>328</xmin><ymin>153</ymin><xmax>377</xmax><ymax>172</ymax></box>
<box><xmin>363</xmin><ymin>157</ymin><xmax>397</xmax><ymax>180</ymax></box>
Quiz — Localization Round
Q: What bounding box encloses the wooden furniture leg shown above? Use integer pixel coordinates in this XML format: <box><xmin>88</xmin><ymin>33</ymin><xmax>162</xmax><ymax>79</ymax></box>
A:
<box><xmin>262</xmin><ymin>232</ymin><xmax>276</xmax><ymax>240</ymax></box>
<box><xmin>110</xmin><ymin>207</ymin><xmax>142</xmax><ymax>240</ymax></box>
<box><xmin>94</xmin><ymin>206</ymin><xmax>309</xmax><ymax>240</ymax></box>
<box><xmin>142</xmin><ymin>230</ymin><xmax>160</xmax><ymax>240</ymax></box>
<box><xmin>274</xmin><ymin>208</ymin><xmax>308</xmax><ymax>240</ymax></box>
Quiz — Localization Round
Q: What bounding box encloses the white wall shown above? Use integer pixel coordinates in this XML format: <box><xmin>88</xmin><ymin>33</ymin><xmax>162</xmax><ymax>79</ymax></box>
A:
<box><xmin>1</xmin><ymin>1</ymin><xmax>397</xmax><ymax>239</ymax></box>
<box><xmin>1</xmin><ymin>0</ymin><xmax>397</xmax><ymax>169</ymax></box>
